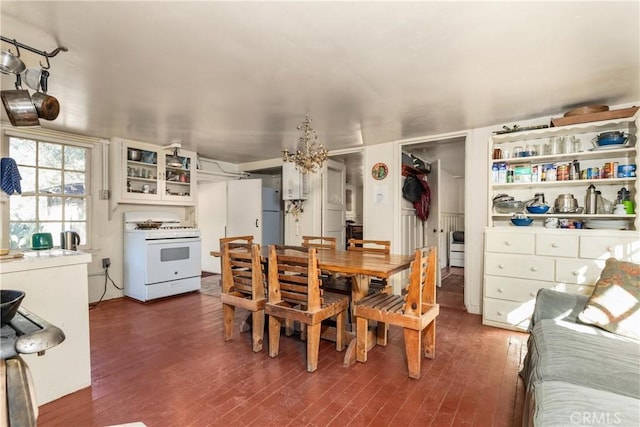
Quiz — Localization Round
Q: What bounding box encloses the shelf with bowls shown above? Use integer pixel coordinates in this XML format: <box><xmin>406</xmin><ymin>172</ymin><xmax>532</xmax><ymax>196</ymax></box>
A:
<box><xmin>488</xmin><ymin>108</ymin><xmax>638</xmax><ymax>232</ymax></box>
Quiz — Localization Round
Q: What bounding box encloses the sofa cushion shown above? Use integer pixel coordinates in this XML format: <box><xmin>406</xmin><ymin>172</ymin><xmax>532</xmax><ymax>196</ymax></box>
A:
<box><xmin>527</xmin><ymin>381</ymin><xmax>640</xmax><ymax>427</ymax></box>
<box><xmin>521</xmin><ymin>319</ymin><xmax>640</xmax><ymax>399</ymax></box>
<box><xmin>529</xmin><ymin>288</ymin><xmax>589</xmax><ymax>330</ymax></box>
<box><xmin>578</xmin><ymin>258</ymin><xmax>640</xmax><ymax>340</ymax></box>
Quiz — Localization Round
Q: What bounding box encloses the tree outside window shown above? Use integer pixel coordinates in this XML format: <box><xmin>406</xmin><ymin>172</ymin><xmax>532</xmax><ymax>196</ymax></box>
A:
<box><xmin>8</xmin><ymin>137</ymin><xmax>89</xmax><ymax>249</ymax></box>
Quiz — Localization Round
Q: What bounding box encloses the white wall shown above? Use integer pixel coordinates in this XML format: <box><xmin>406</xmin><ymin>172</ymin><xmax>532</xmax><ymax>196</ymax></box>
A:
<box><xmin>364</xmin><ymin>142</ymin><xmax>400</xmax><ymax>247</ymax></box>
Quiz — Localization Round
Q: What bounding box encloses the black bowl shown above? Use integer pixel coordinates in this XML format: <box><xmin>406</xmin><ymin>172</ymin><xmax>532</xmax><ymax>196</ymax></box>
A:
<box><xmin>1</xmin><ymin>290</ymin><xmax>25</xmax><ymax>324</ymax></box>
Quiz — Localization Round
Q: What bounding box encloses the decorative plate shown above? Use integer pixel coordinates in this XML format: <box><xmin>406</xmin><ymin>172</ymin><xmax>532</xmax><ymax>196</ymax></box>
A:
<box><xmin>371</xmin><ymin>163</ymin><xmax>388</xmax><ymax>180</ymax></box>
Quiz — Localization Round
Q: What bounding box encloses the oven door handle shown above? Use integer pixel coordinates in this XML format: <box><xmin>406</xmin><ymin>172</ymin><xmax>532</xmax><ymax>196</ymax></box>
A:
<box><xmin>255</xmin><ymin>218</ymin><xmax>259</xmax><ymax>228</ymax></box>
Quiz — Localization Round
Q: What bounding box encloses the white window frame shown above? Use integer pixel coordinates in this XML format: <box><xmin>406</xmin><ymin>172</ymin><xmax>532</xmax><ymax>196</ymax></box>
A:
<box><xmin>1</xmin><ymin>132</ymin><xmax>93</xmax><ymax>250</ymax></box>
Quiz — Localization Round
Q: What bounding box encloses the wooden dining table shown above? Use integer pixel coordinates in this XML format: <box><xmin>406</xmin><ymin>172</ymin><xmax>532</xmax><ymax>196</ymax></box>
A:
<box><xmin>210</xmin><ymin>246</ymin><xmax>415</xmax><ymax>365</ymax></box>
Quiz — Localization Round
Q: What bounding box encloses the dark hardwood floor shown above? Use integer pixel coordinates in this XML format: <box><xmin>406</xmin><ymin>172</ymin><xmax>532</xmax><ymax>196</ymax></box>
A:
<box><xmin>38</xmin><ymin>277</ymin><xmax>527</xmax><ymax>427</ymax></box>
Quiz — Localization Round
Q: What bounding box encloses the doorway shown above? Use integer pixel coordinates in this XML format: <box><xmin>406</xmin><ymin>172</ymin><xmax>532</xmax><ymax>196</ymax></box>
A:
<box><xmin>400</xmin><ymin>135</ymin><xmax>466</xmax><ymax>310</ymax></box>
<box><xmin>329</xmin><ymin>150</ymin><xmax>364</xmax><ymax>248</ymax></box>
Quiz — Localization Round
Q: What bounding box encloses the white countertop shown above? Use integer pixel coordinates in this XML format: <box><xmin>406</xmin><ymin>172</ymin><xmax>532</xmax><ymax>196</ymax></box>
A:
<box><xmin>0</xmin><ymin>249</ymin><xmax>92</xmax><ymax>274</ymax></box>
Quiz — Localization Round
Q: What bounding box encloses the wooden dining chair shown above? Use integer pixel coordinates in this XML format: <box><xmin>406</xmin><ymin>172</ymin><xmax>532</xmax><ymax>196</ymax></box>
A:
<box><xmin>265</xmin><ymin>245</ymin><xmax>349</xmax><ymax>372</ymax></box>
<box><xmin>353</xmin><ymin>246</ymin><xmax>440</xmax><ymax>379</ymax></box>
<box><xmin>220</xmin><ymin>242</ymin><xmax>266</xmax><ymax>352</ymax></box>
<box><xmin>301</xmin><ymin>235</ymin><xmax>337</xmax><ymax>251</ymax></box>
<box><xmin>347</xmin><ymin>239</ymin><xmax>391</xmax><ymax>294</ymax></box>
<box><xmin>302</xmin><ymin>235</ymin><xmax>340</xmax><ymax>288</ymax></box>
<box><xmin>220</xmin><ymin>235</ymin><xmax>254</xmax><ymax>249</ymax></box>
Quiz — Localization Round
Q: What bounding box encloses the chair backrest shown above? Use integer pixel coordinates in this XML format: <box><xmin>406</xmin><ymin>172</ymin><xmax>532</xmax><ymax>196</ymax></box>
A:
<box><xmin>267</xmin><ymin>245</ymin><xmax>322</xmax><ymax>311</ymax></box>
<box><xmin>220</xmin><ymin>235</ymin><xmax>254</xmax><ymax>251</ymax></box>
<box><xmin>347</xmin><ymin>239</ymin><xmax>390</xmax><ymax>254</ymax></box>
<box><xmin>404</xmin><ymin>247</ymin><xmax>437</xmax><ymax>317</ymax></box>
<box><xmin>221</xmin><ymin>242</ymin><xmax>264</xmax><ymax>300</ymax></box>
<box><xmin>302</xmin><ymin>235</ymin><xmax>337</xmax><ymax>251</ymax></box>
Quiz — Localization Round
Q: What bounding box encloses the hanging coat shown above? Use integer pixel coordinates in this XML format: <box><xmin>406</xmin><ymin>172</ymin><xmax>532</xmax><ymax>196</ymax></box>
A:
<box><xmin>413</xmin><ymin>177</ymin><xmax>431</xmax><ymax>221</ymax></box>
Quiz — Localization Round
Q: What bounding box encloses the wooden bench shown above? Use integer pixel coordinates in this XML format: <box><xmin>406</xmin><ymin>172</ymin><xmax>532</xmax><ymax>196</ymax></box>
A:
<box><xmin>354</xmin><ymin>246</ymin><xmax>440</xmax><ymax>379</ymax></box>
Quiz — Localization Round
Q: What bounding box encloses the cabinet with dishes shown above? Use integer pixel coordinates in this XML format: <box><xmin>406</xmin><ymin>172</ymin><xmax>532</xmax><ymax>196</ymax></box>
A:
<box><xmin>488</xmin><ymin>109</ymin><xmax>638</xmax><ymax>232</ymax></box>
<box><xmin>109</xmin><ymin>138</ymin><xmax>197</xmax><ymax>207</ymax></box>
<box><xmin>483</xmin><ymin>108</ymin><xmax>639</xmax><ymax>331</ymax></box>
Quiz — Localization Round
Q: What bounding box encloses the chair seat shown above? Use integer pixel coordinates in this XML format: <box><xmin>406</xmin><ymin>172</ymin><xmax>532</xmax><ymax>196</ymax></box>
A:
<box><xmin>266</xmin><ymin>292</ymin><xmax>349</xmax><ymax>325</ymax></box>
<box><xmin>354</xmin><ymin>293</ymin><xmax>439</xmax><ymax>330</ymax></box>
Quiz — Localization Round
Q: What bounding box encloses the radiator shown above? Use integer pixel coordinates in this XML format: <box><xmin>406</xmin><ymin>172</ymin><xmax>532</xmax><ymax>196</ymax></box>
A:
<box><xmin>401</xmin><ymin>208</ymin><xmax>423</xmax><ymax>255</ymax></box>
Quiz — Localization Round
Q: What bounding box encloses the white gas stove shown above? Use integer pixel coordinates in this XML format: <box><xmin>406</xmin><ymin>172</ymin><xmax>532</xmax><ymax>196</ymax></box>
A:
<box><xmin>123</xmin><ymin>211</ymin><xmax>202</xmax><ymax>301</ymax></box>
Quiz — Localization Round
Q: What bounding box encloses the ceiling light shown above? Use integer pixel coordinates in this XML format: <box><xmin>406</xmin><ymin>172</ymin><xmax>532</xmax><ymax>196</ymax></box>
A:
<box><xmin>163</xmin><ymin>141</ymin><xmax>183</xmax><ymax>168</ymax></box>
<box><xmin>282</xmin><ymin>115</ymin><xmax>328</xmax><ymax>174</ymax></box>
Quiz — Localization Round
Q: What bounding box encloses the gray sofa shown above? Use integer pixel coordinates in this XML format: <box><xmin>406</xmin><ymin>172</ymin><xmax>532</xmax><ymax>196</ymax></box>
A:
<box><xmin>521</xmin><ymin>288</ymin><xmax>640</xmax><ymax>426</ymax></box>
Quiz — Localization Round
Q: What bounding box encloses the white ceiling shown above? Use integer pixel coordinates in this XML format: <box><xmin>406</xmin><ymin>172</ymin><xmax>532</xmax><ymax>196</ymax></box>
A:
<box><xmin>1</xmin><ymin>1</ymin><xmax>639</xmax><ymax>168</ymax></box>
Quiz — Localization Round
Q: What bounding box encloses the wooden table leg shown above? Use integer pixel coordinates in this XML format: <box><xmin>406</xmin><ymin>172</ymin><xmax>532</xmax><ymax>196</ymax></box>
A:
<box><xmin>343</xmin><ymin>329</ymin><xmax>378</xmax><ymax>366</ymax></box>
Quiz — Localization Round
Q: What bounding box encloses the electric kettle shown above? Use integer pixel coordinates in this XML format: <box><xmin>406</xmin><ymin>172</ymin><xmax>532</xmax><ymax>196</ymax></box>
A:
<box><xmin>61</xmin><ymin>231</ymin><xmax>80</xmax><ymax>251</ymax></box>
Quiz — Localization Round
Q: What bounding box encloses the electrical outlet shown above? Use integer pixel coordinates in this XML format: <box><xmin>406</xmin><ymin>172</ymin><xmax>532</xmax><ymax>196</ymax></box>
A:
<box><xmin>102</xmin><ymin>258</ymin><xmax>111</xmax><ymax>269</ymax></box>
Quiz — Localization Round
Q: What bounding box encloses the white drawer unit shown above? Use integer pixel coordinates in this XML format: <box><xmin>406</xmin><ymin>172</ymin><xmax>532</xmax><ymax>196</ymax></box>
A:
<box><xmin>485</xmin><ymin>276</ymin><xmax>552</xmax><ymax>302</ymax></box>
<box><xmin>535</xmin><ymin>234</ymin><xmax>579</xmax><ymax>258</ymax></box>
<box><xmin>555</xmin><ymin>258</ymin><xmax>607</xmax><ymax>286</ymax></box>
<box><xmin>483</xmin><ymin>227</ymin><xmax>638</xmax><ymax>331</ymax></box>
<box><xmin>485</xmin><ymin>231</ymin><xmax>534</xmax><ymax>254</ymax></box>
<box><xmin>483</xmin><ymin>298</ymin><xmax>536</xmax><ymax>331</ymax></box>
<box><xmin>485</xmin><ymin>252</ymin><xmax>554</xmax><ymax>282</ymax></box>
<box><xmin>579</xmin><ymin>235</ymin><xmax>640</xmax><ymax>262</ymax></box>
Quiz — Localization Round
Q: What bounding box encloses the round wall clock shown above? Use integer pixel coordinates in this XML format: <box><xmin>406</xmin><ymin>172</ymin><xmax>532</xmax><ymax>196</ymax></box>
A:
<box><xmin>371</xmin><ymin>162</ymin><xmax>388</xmax><ymax>180</ymax></box>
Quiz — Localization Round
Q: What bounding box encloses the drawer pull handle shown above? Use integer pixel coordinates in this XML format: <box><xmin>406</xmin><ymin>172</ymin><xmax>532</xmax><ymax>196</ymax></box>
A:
<box><xmin>531</xmin><ymin>266</ymin><xmax>538</xmax><ymax>272</ymax></box>
<box><xmin>504</xmin><ymin>241</ymin><xmax>511</xmax><ymax>246</ymax></box>
<box><xmin>497</xmin><ymin>288</ymin><xmax>504</xmax><ymax>293</ymax></box>
<box><xmin>551</xmin><ymin>243</ymin><xmax>559</xmax><ymax>248</ymax></box>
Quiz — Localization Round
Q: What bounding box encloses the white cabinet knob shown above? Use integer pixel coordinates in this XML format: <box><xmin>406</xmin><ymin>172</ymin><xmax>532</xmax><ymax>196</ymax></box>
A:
<box><xmin>531</xmin><ymin>266</ymin><xmax>538</xmax><ymax>272</ymax></box>
<box><xmin>606</xmin><ymin>246</ymin><xmax>613</xmax><ymax>252</ymax></box>
<box><xmin>497</xmin><ymin>288</ymin><xmax>504</xmax><ymax>293</ymax></box>
<box><xmin>504</xmin><ymin>241</ymin><xmax>511</xmax><ymax>246</ymax></box>
<box><xmin>572</xmin><ymin>271</ymin><xmax>579</xmax><ymax>276</ymax></box>
<box><xmin>497</xmin><ymin>311</ymin><xmax>503</xmax><ymax>316</ymax></box>
<box><xmin>530</xmin><ymin>292</ymin><xmax>536</xmax><ymax>297</ymax></box>
<box><xmin>498</xmin><ymin>264</ymin><xmax>504</xmax><ymax>269</ymax></box>
<box><xmin>551</xmin><ymin>243</ymin><xmax>559</xmax><ymax>248</ymax></box>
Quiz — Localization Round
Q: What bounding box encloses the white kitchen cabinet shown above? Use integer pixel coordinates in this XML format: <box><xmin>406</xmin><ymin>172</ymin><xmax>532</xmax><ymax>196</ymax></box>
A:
<box><xmin>109</xmin><ymin>138</ymin><xmax>198</xmax><ymax>208</ymax></box>
<box><xmin>483</xmin><ymin>109</ymin><xmax>639</xmax><ymax>331</ymax></box>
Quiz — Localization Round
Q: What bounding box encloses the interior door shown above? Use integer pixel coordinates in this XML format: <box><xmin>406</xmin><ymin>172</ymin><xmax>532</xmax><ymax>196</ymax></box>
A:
<box><xmin>227</xmin><ymin>179</ymin><xmax>263</xmax><ymax>244</ymax></box>
<box><xmin>425</xmin><ymin>159</ymin><xmax>442</xmax><ymax>286</ymax></box>
<box><xmin>197</xmin><ymin>181</ymin><xmax>227</xmax><ymax>273</ymax></box>
<box><xmin>322</xmin><ymin>159</ymin><xmax>346</xmax><ymax>248</ymax></box>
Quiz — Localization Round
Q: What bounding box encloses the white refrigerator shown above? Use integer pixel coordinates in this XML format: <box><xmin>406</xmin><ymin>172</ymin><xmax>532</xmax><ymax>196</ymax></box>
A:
<box><xmin>262</xmin><ymin>187</ymin><xmax>282</xmax><ymax>246</ymax></box>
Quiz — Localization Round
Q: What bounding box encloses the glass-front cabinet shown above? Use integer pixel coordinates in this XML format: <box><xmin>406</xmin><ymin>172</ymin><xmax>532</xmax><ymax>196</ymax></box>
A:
<box><xmin>110</xmin><ymin>138</ymin><xmax>197</xmax><ymax>207</ymax></box>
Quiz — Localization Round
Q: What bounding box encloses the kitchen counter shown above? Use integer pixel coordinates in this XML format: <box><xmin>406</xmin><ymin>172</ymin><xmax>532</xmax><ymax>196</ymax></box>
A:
<box><xmin>0</xmin><ymin>249</ymin><xmax>92</xmax><ymax>273</ymax></box>
<box><xmin>0</xmin><ymin>249</ymin><xmax>92</xmax><ymax>405</ymax></box>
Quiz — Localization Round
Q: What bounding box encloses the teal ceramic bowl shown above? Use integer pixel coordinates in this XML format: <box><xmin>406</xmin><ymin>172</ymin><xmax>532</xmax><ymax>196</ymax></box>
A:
<box><xmin>511</xmin><ymin>217</ymin><xmax>534</xmax><ymax>226</ymax></box>
<box><xmin>526</xmin><ymin>205</ymin><xmax>550</xmax><ymax>214</ymax></box>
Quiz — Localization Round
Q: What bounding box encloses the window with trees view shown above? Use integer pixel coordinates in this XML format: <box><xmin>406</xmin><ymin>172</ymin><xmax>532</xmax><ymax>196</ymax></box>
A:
<box><xmin>7</xmin><ymin>137</ymin><xmax>89</xmax><ymax>249</ymax></box>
